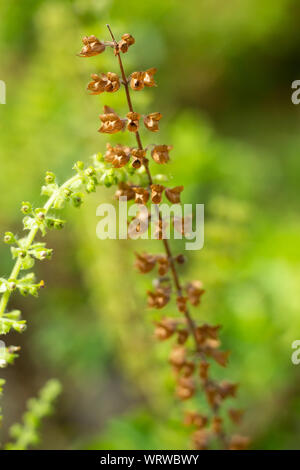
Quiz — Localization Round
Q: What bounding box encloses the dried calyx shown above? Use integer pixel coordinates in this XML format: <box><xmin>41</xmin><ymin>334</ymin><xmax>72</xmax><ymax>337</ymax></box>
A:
<box><xmin>79</xmin><ymin>25</ymin><xmax>250</xmax><ymax>451</ymax></box>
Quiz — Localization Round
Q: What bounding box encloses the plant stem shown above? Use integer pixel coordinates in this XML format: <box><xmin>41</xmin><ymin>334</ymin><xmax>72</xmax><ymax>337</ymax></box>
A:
<box><xmin>0</xmin><ymin>174</ymin><xmax>79</xmax><ymax>318</ymax></box>
<box><xmin>106</xmin><ymin>24</ymin><xmax>199</xmax><ymax>349</ymax></box>
<box><xmin>106</xmin><ymin>26</ymin><xmax>230</xmax><ymax>447</ymax></box>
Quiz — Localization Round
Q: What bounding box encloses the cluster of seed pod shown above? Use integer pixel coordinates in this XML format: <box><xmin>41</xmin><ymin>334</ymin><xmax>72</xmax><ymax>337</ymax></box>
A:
<box><xmin>79</xmin><ymin>26</ymin><xmax>250</xmax><ymax>450</ymax></box>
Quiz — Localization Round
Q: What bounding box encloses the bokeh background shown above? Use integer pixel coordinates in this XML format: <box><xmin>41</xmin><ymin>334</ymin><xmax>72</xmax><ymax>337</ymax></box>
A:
<box><xmin>1</xmin><ymin>0</ymin><xmax>300</xmax><ymax>450</ymax></box>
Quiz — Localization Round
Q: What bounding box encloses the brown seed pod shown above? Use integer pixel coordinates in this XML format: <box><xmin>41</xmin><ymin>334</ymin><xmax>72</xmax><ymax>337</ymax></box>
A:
<box><xmin>104</xmin><ymin>143</ymin><xmax>130</xmax><ymax>168</ymax></box>
<box><xmin>177</xmin><ymin>328</ymin><xmax>189</xmax><ymax>345</ymax></box>
<box><xmin>147</xmin><ymin>286</ymin><xmax>171</xmax><ymax>309</ymax></box>
<box><xmin>219</xmin><ymin>381</ymin><xmax>238</xmax><ymax>399</ymax></box>
<box><xmin>186</xmin><ymin>280</ymin><xmax>205</xmax><ymax>306</ymax></box>
<box><xmin>184</xmin><ymin>411</ymin><xmax>208</xmax><ymax>429</ymax></box>
<box><xmin>175</xmin><ymin>254</ymin><xmax>186</xmax><ymax>265</ymax></box>
<box><xmin>176</xmin><ymin>295</ymin><xmax>188</xmax><ymax>313</ymax></box>
<box><xmin>212</xmin><ymin>416</ymin><xmax>223</xmax><ymax>434</ymax></box>
<box><xmin>181</xmin><ymin>361</ymin><xmax>195</xmax><ymax>377</ymax></box>
<box><xmin>176</xmin><ymin>376</ymin><xmax>195</xmax><ymax>400</ymax></box>
<box><xmin>126</xmin><ymin>111</ymin><xmax>140</xmax><ymax>132</ymax></box>
<box><xmin>134</xmin><ymin>252</ymin><xmax>157</xmax><ymax>273</ymax></box>
<box><xmin>133</xmin><ymin>187</ymin><xmax>149</xmax><ymax>205</ymax></box>
<box><xmin>79</xmin><ymin>35</ymin><xmax>106</xmax><ymax>57</ymax></box>
<box><xmin>130</xmin><ymin>71</ymin><xmax>146</xmax><ymax>91</ymax></box>
<box><xmin>228</xmin><ymin>408</ymin><xmax>244</xmax><ymax>425</ymax></box>
<box><xmin>114</xmin><ymin>182</ymin><xmax>135</xmax><ymax>201</ymax></box>
<box><xmin>131</xmin><ymin>148</ymin><xmax>147</xmax><ymax>168</ymax></box>
<box><xmin>156</xmin><ymin>255</ymin><xmax>169</xmax><ymax>276</ymax></box>
<box><xmin>143</xmin><ymin>68</ymin><xmax>157</xmax><ymax>87</ymax></box>
<box><xmin>99</xmin><ymin>106</ymin><xmax>124</xmax><ymax>134</ymax></box>
<box><xmin>169</xmin><ymin>345</ymin><xmax>186</xmax><ymax>367</ymax></box>
<box><xmin>87</xmin><ymin>72</ymin><xmax>120</xmax><ymax>95</ymax></box>
<box><xmin>122</xmin><ymin>33</ymin><xmax>135</xmax><ymax>46</ymax></box>
<box><xmin>195</xmin><ymin>323</ymin><xmax>220</xmax><ymax>345</ymax></box>
<box><xmin>154</xmin><ymin>317</ymin><xmax>178</xmax><ymax>341</ymax></box>
<box><xmin>151</xmin><ymin>145</ymin><xmax>172</xmax><ymax>164</ymax></box>
<box><xmin>192</xmin><ymin>429</ymin><xmax>210</xmax><ymax>450</ymax></box>
<box><xmin>209</xmin><ymin>349</ymin><xmax>230</xmax><ymax>368</ymax></box>
<box><xmin>199</xmin><ymin>361</ymin><xmax>210</xmax><ymax>381</ymax></box>
<box><xmin>144</xmin><ymin>112</ymin><xmax>162</xmax><ymax>132</ymax></box>
<box><xmin>117</xmin><ymin>34</ymin><xmax>135</xmax><ymax>54</ymax></box>
<box><xmin>228</xmin><ymin>435</ymin><xmax>250</xmax><ymax>450</ymax></box>
<box><xmin>150</xmin><ymin>184</ymin><xmax>165</xmax><ymax>204</ymax></box>
<box><xmin>165</xmin><ymin>186</ymin><xmax>184</xmax><ymax>204</ymax></box>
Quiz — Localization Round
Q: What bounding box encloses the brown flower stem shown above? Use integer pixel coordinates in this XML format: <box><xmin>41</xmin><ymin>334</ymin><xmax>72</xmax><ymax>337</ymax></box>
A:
<box><xmin>106</xmin><ymin>24</ymin><xmax>197</xmax><ymax>338</ymax></box>
<box><xmin>106</xmin><ymin>24</ymin><xmax>153</xmax><ymax>185</ymax></box>
<box><xmin>106</xmin><ymin>24</ymin><xmax>228</xmax><ymax>448</ymax></box>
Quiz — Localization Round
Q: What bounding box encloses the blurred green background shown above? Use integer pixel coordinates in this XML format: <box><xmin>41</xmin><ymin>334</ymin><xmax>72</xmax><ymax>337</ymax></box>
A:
<box><xmin>1</xmin><ymin>0</ymin><xmax>300</xmax><ymax>450</ymax></box>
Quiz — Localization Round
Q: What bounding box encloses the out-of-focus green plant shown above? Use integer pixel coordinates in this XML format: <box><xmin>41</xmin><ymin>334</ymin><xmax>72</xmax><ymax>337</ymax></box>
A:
<box><xmin>5</xmin><ymin>379</ymin><xmax>62</xmax><ymax>450</ymax></box>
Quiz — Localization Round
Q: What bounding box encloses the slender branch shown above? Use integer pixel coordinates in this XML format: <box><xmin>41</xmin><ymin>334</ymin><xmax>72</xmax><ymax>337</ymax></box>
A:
<box><xmin>0</xmin><ymin>174</ymin><xmax>79</xmax><ymax>318</ymax></box>
<box><xmin>106</xmin><ymin>25</ymin><xmax>153</xmax><ymax>184</ymax></box>
<box><xmin>106</xmin><ymin>25</ymin><xmax>234</xmax><ymax>449</ymax></box>
<box><xmin>106</xmin><ymin>24</ymin><xmax>199</xmax><ymax>352</ymax></box>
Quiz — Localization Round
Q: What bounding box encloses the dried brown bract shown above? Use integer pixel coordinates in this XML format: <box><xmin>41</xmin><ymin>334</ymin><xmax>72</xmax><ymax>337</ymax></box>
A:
<box><xmin>192</xmin><ymin>429</ymin><xmax>209</xmax><ymax>450</ymax></box>
<box><xmin>181</xmin><ymin>361</ymin><xmax>195</xmax><ymax>377</ymax></box>
<box><xmin>212</xmin><ymin>416</ymin><xmax>223</xmax><ymax>435</ymax></box>
<box><xmin>165</xmin><ymin>186</ymin><xmax>184</xmax><ymax>204</ymax></box>
<box><xmin>147</xmin><ymin>286</ymin><xmax>171</xmax><ymax>309</ymax></box>
<box><xmin>177</xmin><ymin>328</ymin><xmax>189</xmax><ymax>345</ymax></box>
<box><xmin>144</xmin><ymin>112</ymin><xmax>162</xmax><ymax>132</ymax></box>
<box><xmin>176</xmin><ymin>295</ymin><xmax>188</xmax><ymax>313</ymax></box>
<box><xmin>79</xmin><ymin>35</ymin><xmax>106</xmax><ymax>57</ymax></box>
<box><xmin>134</xmin><ymin>252</ymin><xmax>157</xmax><ymax>273</ymax></box>
<box><xmin>176</xmin><ymin>376</ymin><xmax>196</xmax><ymax>400</ymax></box>
<box><xmin>83</xmin><ymin>24</ymin><xmax>249</xmax><ymax>451</ymax></box>
<box><xmin>133</xmin><ymin>187</ymin><xmax>149</xmax><ymax>205</ymax></box>
<box><xmin>130</xmin><ymin>71</ymin><xmax>146</xmax><ymax>91</ymax></box>
<box><xmin>131</xmin><ymin>148</ymin><xmax>147</xmax><ymax>169</ymax></box>
<box><xmin>143</xmin><ymin>68</ymin><xmax>157</xmax><ymax>87</ymax></box>
<box><xmin>228</xmin><ymin>435</ymin><xmax>250</xmax><ymax>450</ymax></box>
<box><xmin>219</xmin><ymin>381</ymin><xmax>238</xmax><ymax>399</ymax></box>
<box><xmin>186</xmin><ymin>280</ymin><xmax>205</xmax><ymax>306</ymax></box>
<box><xmin>130</xmin><ymin>68</ymin><xmax>157</xmax><ymax>90</ymax></box>
<box><xmin>151</xmin><ymin>145</ymin><xmax>172</xmax><ymax>164</ymax></box>
<box><xmin>175</xmin><ymin>254</ymin><xmax>186</xmax><ymax>265</ymax></box>
<box><xmin>99</xmin><ymin>106</ymin><xmax>124</xmax><ymax>134</ymax></box>
<box><xmin>105</xmin><ymin>143</ymin><xmax>130</xmax><ymax>168</ymax></box>
<box><xmin>150</xmin><ymin>184</ymin><xmax>165</xmax><ymax>204</ymax></box>
<box><xmin>199</xmin><ymin>360</ymin><xmax>210</xmax><ymax>381</ymax></box>
<box><xmin>87</xmin><ymin>72</ymin><xmax>120</xmax><ymax>94</ymax></box>
<box><xmin>126</xmin><ymin>111</ymin><xmax>140</xmax><ymax>132</ymax></box>
<box><xmin>114</xmin><ymin>182</ymin><xmax>135</xmax><ymax>201</ymax></box>
<box><xmin>169</xmin><ymin>345</ymin><xmax>186</xmax><ymax>367</ymax></box>
<box><xmin>154</xmin><ymin>317</ymin><xmax>178</xmax><ymax>341</ymax></box>
<box><xmin>208</xmin><ymin>349</ymin><xmax>230</xmax><ymax>368</ymax></box>
<box><xmin>184</xmin><ymin>411</ymin><xmax>208</xmax><ymax>429</ymax></box>
<box><xmin>156</xmin><ymin>255</ymin><xmax>169</xmax><ymax>276</ymax></box>
<box><xmin>195</xmin><ymin>323</ymin><xmax>220</xmax><ymax>344</ymax></box>
<box><xmin>118</xmin><ymin>33</ymin><xmax>135</xmax><ymax>54</ymax></box>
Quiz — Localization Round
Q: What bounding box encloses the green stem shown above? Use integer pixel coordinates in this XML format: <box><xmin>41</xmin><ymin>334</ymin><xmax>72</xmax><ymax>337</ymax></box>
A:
<box><xmin>0</xmin><ymin>174</ymin><xmax>80</xmax><ymax>318</ymax></box>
